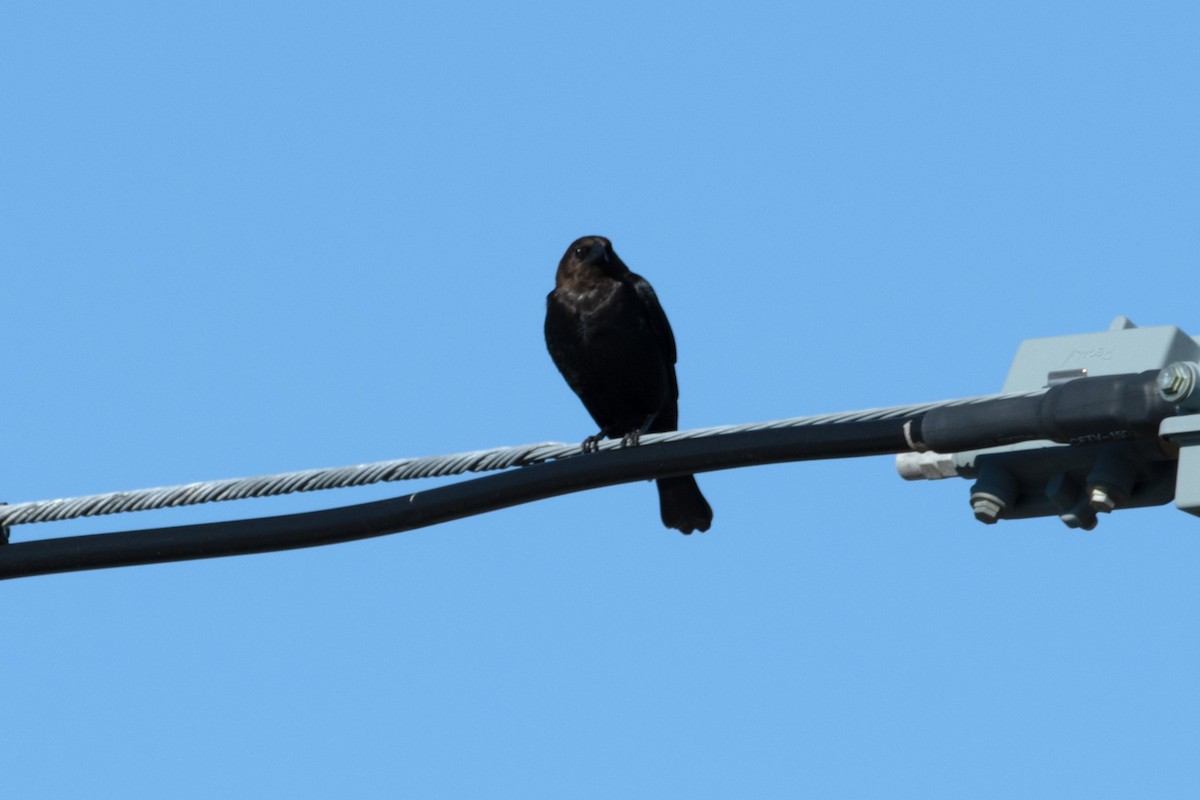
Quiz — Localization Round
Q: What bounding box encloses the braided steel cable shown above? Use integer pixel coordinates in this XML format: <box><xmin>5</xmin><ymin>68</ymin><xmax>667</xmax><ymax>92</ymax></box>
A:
<box><xmin>0</xmin><ymin>389</ymin><xmax>1043</xmax><ymax>528</ymax></box>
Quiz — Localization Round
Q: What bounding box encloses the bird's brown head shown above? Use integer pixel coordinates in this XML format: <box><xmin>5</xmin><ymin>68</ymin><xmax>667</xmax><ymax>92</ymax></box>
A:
<box><xmin>556</xmin><ymin>235</ymin><xmax>628</xmax><ymax>289</ymax></box>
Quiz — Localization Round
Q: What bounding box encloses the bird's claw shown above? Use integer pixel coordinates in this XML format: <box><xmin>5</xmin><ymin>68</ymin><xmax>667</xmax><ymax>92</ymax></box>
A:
<box><xmin>581</xmin><ymin>434</ymin><xmax>604</xmax><ymax>454</ymax></box>
<box><xmin>620</xmin><ymin>414</ymin><xmax>656</xmax><ymax>448</ymax></box>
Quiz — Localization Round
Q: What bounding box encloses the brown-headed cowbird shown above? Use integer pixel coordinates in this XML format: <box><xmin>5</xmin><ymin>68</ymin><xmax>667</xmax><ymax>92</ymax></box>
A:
<box><xmin>544</xmin><ymin>235</ymin><xmax>713</xmax><ymax>534</ymax></box>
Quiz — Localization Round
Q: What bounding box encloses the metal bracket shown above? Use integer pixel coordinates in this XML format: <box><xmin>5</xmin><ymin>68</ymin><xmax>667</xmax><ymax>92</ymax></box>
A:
<box><xmin>897</xmin><ymin>317</ymin><xmax>1200</xmax><ymax>527</ymax></box>
<box><xmin>1161</xmin><ymin>414</ymin><xmax>1200</xmax><ymax>518</ymax></box>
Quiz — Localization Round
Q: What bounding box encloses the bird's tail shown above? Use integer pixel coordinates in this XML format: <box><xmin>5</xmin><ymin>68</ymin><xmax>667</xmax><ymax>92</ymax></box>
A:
<box><xmin>656</xmin><ymin>476</ymin><xmax>713</xmax><ymax>534</ymax></box>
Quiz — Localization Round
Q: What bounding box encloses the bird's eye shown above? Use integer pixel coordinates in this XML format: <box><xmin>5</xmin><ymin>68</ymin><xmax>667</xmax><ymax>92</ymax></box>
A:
<box><xmin>573</xmin><ymin>246</ymin><xmax>586</xmax><ymax>258</ymax></box>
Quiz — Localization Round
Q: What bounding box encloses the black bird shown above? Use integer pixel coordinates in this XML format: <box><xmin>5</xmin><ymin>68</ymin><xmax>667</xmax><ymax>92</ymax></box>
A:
<box><xmin>544</xmin><ymin>235</ymin><xmax>713</xmax><ymax>534</ymax></box>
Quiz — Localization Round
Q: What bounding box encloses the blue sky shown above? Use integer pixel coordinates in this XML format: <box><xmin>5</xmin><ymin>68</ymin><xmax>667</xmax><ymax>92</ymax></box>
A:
<box><xmin>3</xmin><ymin>2</ymin><xmax>1199</xmax><ymax>797</ymax></box>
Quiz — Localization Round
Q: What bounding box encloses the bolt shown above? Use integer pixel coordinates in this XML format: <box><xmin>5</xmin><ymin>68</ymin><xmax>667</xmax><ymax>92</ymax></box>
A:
<box><xmin>971</xmin><ymin>493</ymin><xmax>1004</xmax><ymax>524</ymax></box>
<box><xmin>1158</xmin><ymin>361</ymin><xmax>1200</xmax><ymax>406</ymax></box>
<box><xmin>1158</xmin><ymin>365</ymin><xmax>1186</xmax><ymax>395</ymax></box>
<box><xmin>1089</xmin><ymin>486</ymin><xmax>1117</xmax><ymax>513</ymax></box>
<box><xmin>1061</xmin><ymin>512</ymin><xmax>1098</xmax><ymax>531</ymax></box>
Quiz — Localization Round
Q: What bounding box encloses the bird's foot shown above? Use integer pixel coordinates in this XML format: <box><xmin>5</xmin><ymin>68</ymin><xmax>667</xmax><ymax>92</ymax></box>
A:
<box><xmin>620</xmin><ymin>413</ymin><xmax>657</xmax><ymax>448</ymax></box>
<box><xmin>581</xmin><ymin>434</ymin><xmax>604</xmax><ymax>454</ymax></box>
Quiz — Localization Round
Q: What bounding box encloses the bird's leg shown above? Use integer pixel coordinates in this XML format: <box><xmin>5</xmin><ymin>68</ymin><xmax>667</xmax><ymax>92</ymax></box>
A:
<box><xmin>581</xmin><ymin>432</ymin><xmax>605</xmax><ymax>454</ymax></box>
<box><xmin>620</xmin><ymin>412</ymin><xmax>659</xmax><ymax>448</ymax></box>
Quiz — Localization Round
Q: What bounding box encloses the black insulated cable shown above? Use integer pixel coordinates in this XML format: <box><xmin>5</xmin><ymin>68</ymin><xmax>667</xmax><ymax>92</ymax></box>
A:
<box><xmin>914</xmin><ymin>370</ymin><xmax>1179</xmax><ymax>453</ymax></box>
<box><xmin>0</xmin><ymin>418</ymin><xmax>915</xmax><ymax>580</ymax></box>
<box><xmin>2</xmin><ymin>368</ymin><xmax>1187</xmax><ymax>581</ymax></box>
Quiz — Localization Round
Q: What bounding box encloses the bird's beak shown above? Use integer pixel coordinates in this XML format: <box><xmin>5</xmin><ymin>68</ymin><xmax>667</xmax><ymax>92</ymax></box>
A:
<box><xmin>590</xmin><ymin>241</ymin><xmax>609</xmax><ymax>264</ymax></box>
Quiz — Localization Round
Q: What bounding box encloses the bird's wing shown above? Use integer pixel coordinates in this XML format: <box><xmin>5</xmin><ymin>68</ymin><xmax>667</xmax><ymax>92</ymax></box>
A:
<box><xmin>629</xmin><ymin>273</ymin><xmax>677</xmax><ymax>366</ymax></box>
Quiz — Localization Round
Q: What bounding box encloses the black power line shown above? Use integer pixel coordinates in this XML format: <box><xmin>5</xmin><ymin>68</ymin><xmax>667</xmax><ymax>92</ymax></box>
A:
<box><xmin>1</xmin><ymin>368</ymin><xmax>1190</xmax><ymax>581</ymax></box>
<box><xmin>0</xmin><ymin>418</ymin><xmax>913</xmax><ymax>581</ymax></box>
